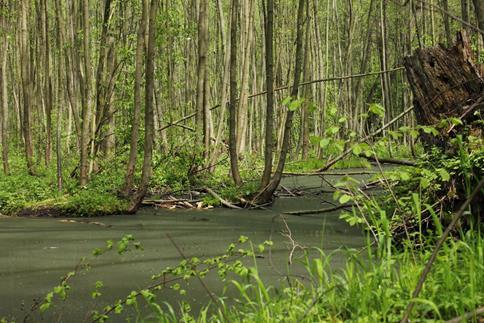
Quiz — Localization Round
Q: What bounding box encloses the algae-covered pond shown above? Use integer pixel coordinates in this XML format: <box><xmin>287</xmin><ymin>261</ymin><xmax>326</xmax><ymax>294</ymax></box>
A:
<box><xmin>0</xmin><ymin>176</ymin><xmax>367</xmax><ymax>321</ymax></box>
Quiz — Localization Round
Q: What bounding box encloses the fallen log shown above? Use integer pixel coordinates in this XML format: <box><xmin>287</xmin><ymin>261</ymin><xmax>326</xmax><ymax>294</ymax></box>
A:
<box><xmin>204</xmin><ymin>187</ymin><xmax>242</xmax><ymax>209</ymax></box>
<box><xmin>284</xmin><ymin>204</ymin><xmax>354</xmax><ymax>216</ymax></box>
<box><xmin>360</xmin><ymin>155</ymin><xmax>416</xmax><ymax>167</ymax></box>
<box><xmin>283</xmin><ymin>170</ymin><xmax>378</xmax><ymax>177</ymax></box>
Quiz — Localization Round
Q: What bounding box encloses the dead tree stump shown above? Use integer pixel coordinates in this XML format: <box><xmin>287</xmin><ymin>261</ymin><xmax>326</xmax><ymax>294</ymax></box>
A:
<box><xmin>404</xmin><ymin>31</ymin><xmax>483</xmax><ymax>222</ymax></box>
<box><xmin>404</xmin><ymin>31</ymin><xmax>483</xmax><ymax>129</ymax></box>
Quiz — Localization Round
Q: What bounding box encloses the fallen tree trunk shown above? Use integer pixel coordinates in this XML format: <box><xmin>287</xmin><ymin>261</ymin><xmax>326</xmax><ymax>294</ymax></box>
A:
<box><xmin>360</xmin><ymin>155</ymin><xmax>416</xmax><ymax>167</ymax></box>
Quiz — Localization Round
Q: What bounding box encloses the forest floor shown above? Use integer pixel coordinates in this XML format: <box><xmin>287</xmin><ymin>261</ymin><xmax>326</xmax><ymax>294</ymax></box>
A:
<box><xmin>0</xmin><ymin>145</ymin><xmax>406</xmax><ymax>218</ymax></box>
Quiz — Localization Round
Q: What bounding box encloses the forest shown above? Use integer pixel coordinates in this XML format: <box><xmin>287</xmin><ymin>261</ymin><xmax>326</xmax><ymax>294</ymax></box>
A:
<box><xmin>0</xmin><ymin>0</ymin><xmax>483</xmax><ymax>321</ymax></box>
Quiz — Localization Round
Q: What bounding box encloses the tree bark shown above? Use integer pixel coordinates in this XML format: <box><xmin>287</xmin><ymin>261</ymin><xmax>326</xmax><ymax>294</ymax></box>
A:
<box><xmin>42</xmin><ymin>0</ymin><xmax>53</xmax><ymax>167</ymax></box>
<box><xmin>261</xmin><ymin>0</ymin><xmax>275</xmax><ymax>188</ymax></box>
<box><xmin>472</xmin><ymin>0</ymin><xmax>484</xmax><ymax>42</ymax></box>
<box><xmin>0</xmin><ymin>3</ymin><xmax>9</xmax><ymax>175</ymax></box>
<box><xmin>123</xmin><ymin>0</ymin><xmax>149</xmax><ymax>196</ymax></box>
<box><xmin>257</xmin><ymin>0</ymin><xmax>306</xmax><ymax>203</ymax></box>
<box><xmin>79</xmin><ymin>0</ymin><xmax>92</xmax><ymax>186</ymax></box>
<box><xmin>229</xmin><ymin>0</ymin><xmax>242</xmax><ymax>185</ymax></box>
<box><xmin>20</xmin><ymin>0</ymin><xmax>35</xmax><ymax>175</ymax></box>
<box><xmin>129</xmin><ymin>0</ymin><xmax>159</xmax><ymax>213</ymax></box>
<box><xmin>196</xmin><ymin>0</ymin><xmax>210</xmax><ymax>158</ymax></box>
<box><xmin>440</xmin><ymin>0</ymin><xmax>452</xmax><ymax>45</ymax></box>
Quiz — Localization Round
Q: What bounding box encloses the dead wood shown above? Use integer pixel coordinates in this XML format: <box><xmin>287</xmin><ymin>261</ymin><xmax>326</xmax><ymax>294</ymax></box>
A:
<box><xmin>284</xmin><ymin>203</ymin><xmax>355</xmax><ymax>216</ymax></box>
<box><xmin>404</xmin><ymin>31</ymin><xmax>483</xmax><ymax>136</ymax></box>
<box><xmin>360</xmin><ymin>155</ymin><xmax>416</xmax><ymax>166</ymax></box>
<box><xmin>204</xmin><ymin>187</ymin><xmax>242</xmax><ymax>209</ymax></box>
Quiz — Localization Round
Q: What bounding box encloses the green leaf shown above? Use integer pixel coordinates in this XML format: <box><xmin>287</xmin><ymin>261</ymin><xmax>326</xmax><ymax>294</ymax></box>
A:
<box><xmin>369</xmin><ymin>103</ymin><xmax>385</xmax><ymax>117</ymax></box>
<box><xmin>339</xmin><ymin>194</ymin><xmax>352</xmax><ymax>204</ymax></box>
<box><xmin>282</xmin><ymin>97</ymin><xmax>292</xmax><ymax>106</ymax></box>
<box><xmin>326</xmin><ymin>126</ymin><xmax>340</xmax><ymax>136</ymax></box>
<box><xmin>352</xmin><ymin>144</ymin><xmax>362</xmax><ymax>156</ymax></box>
<box><xmin>288</xmin><ymin>98</ymin><xmax>305</xmax><ymax>111</ymax></box>
<box><xmin>420</xmin><ymin>177</ymin><xmax>430</xmax><ymax>189</ymax></box>
<box><xmin>437</xmin><ymin>168</ymin><xmax>450</xmax><ymax>182</ymax></box>
<box><xmin>399</xmin><ymin>171</ymin><xmax>411</xmax><ymax>181</ymax></box>
<box><xmin>328</xmin><ymin>106</ymin><xmax>337</xmax><ymax>116</ymax></box>
<box><xmin>319</xmin><ymin>138</ymin><xmax>330</xmax><ymax>148</ymax></box>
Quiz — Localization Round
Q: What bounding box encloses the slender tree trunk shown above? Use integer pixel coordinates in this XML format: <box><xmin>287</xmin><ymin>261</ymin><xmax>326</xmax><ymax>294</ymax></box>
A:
<box><xmin>40</xmin><ymin>0</ymin><xmax>53</xmax><ymax>167</ymax></box>
<box><xmin>261</xmin><ymin>0</ymin><xmax>275</xmax><ymax>188</ymax></box>
<box><xmin>258</xmin><ymin>0</ymin><xmax>306</xmax><ymax>203</ymax></box>
<box><xmin>209</xmin><ymin>0</ymin><xmax>231</xmax><ymax>167</ymax></box>
<box><xmin>129</xmin><ymin>0</ymin><xmax>159</xmax><ymax>213</ymax></box>
<box><xmin>54</xmin><ymin>0</ymin><xmax>64</xmax><ymax>192</ymax></box>
<box><xmin>229</xmin><ymin>0</ymin><xmax>242</xmax><ymax>185</ymax></box>
<box><xmin>0</xmin><ymin>18</ymin><xmax>8</xmax><ymax>175</ymax></box>
<box><xmin>461</xmin><ymin>0</ymin><xmax>469</xmax><ymax>29</ymax></box>
<box><xmin>79</xmin><ymin>0</ymin><xmax>92</xmax><ymax>186</ymax></box>
<box><xmin>196</xmin><ymin>0</ymin><xmax>210</xmax><ymax>158</ymax></box>
<box><xmin>236</xmin><ymin>0</ymin><xmax>254</xmax><ymax>154</ymax></box>
<box><xmin>472</xmin><ymin>0</ymin><xmax>484</xmax><ymax>42</ymax></box>
<box><xmin>440</xmin><ymin>0</ymin><xmax>452</xmax><ymax>45</ymax></box>
<box><xmin>20</xmin><ymin>0</ymin><xmax>35</xmax><ymax>175</ymax></box>
<box><xmin>123</xmin><ymin>0</ymin><xmax>148</xmax><ymax>196</ymax></box>
<box><xmin>94</xmin><ymin>0</ymin><xmax>113</xmax><ymax>159</ymax></box>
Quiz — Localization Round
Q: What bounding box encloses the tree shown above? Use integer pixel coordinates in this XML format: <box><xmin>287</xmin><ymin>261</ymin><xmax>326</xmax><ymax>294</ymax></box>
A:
<box><xmin>261</xmin><ymin>0</ymin><xmax>275</xmax><ymax>189</ymax></box>
<box><xmin>228</xmin><ymin>0</ymin><xmax>242</xmax><ymax>185</ymax></box>
<box><xmin>129</xmin><ymin>0</ymin><xmax>159</xmax><ymax>213</ymax></box>
<box><xmin>123</xmin><ymin>0</ymin><xmax>149</xmax><ymax>196</ymax></box>
<box><xmin>0</xmin><ymin>1</ymin><xmax>9</xmax><ymax>175</ymax></box>
<box><xmin>79</xmin><ymin>0</ymin><xmax>92</xmax><ymax>186</ymax></box>
<box><xmin>19</xmin><ymin>0</ymin><xmax>35</xmax><ymax>175</ymax></box>
<box><xmin>257</xmin><ymin>0</ymin><xmax>306</xmax><ymax>203</ymax></box>
<box><xmin>196</xmin><ymin>0</ymin><xmax>210</xmax><ymax>159</ymax></box>
<box><xmin>472</xmin><ymin>0</ymin><xmax>484</xmax><ymax>42</ymax></box>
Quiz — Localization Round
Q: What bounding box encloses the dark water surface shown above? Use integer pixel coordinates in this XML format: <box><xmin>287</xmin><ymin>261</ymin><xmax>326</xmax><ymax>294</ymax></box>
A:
<box><xmin>0</xmin><ymin>175</ymin><xmax>369</xmax><ymax>321</ymax></box>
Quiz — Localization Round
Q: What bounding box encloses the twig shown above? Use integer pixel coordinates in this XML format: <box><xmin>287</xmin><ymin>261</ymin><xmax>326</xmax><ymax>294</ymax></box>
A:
<box><xmin>401</xmin><ymin>178</ymin><xmax>484</xmax><ymax>323</ymax></box>
<box><xmin>204</xmin><ymin>187</ymin><xmax>242</xmax><ymax>209</ymax></box>
<box><xmin>445</xmin><ymin>306</ymin><xmax>484</xmax><ymax>323</ymax></box>
<box><xmin>280</xmin><ymin>185</ymin><xmax>297</xmax><ymax>197</ymax></box>
<box><xmin>284</xmin><ymin>204</ymin><xmax>354</xmax><ymax>216</ymax></box>
<box><xmin>165</xmin><ymin>234</ymin><xmax>228</xmax><ymax>321</ymax></box>
<box><xmin>318</xmin><ymin>106</ymin><xmax>415</xmax><ymax>172</ymax></box>
<box><xmin>280</xmin><ymin>216</ymin><xmax>305</xmax><ymax>265</ymax></box>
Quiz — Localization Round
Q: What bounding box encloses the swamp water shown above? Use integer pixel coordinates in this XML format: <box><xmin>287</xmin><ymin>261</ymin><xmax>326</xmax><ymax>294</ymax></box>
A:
<box><xmin>0</xmin><ymin>175</ymin><xmax>368</xmax><ymax>321</ymax></box>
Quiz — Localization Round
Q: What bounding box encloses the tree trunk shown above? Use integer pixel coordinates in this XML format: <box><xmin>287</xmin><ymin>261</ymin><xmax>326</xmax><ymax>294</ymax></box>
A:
<box><xmin>94</xmin><ymin>0</ymin><xmax>113</xmax><ymax>159</ymax></box>
<box><xmin>42</xmin><ymin>0</ymin><xmax>53</xmax><ymax>167</ymax></box>
<box><xmin>20</xmin><ymin>0</ymin><xmax>35</xmax><ymax>175</ymax></box>
<box><xmin>1</xmin><ymin>4</ymin><xmax>9</xmax><ymax>175</ymax></box>
<box><xmin>129</xmin><ymin>0</ymin><xmax>159</xmax><ymax>213</ymax></box>
<box><xmin>461</xmin><ymin>0</ymin><xmax>469</xmax><ymax>29</ymax></box>
<box><xmin>123</xmin><ymin>0</ymin><xmax>148</xmax><ymax>196</ymax></box>
<box><xmin>440</xmin><ymin>0</ymin><xmax>452</xmax><ymax>45</ymax></box>
<box><xmin>258</xmin><ymin>0</ymin><xmax>306</xmax><ymax>203</ymax></box>
<box><xmin>196</xmin><ymin>0</ymin><xmax>210</xmax><ymax>158</ymax></box>
<box><xmin>79</xmin><ymin>0</ymin><xmax>92</xmax><ymax>186</ymax></box>
<box><xmin>261</xmin><ymin>0</ymin><xmax>275</xmax><ymax>188</ymax></box>
<box><xmin>228</xmin><ymin>0</ymin><xmax>242</xmax><ymax>185</ymax></box>
<box><xmin>472</xmin><ymin>0</ymin><xmax>484</xmax><ymax>42</ymax></box>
